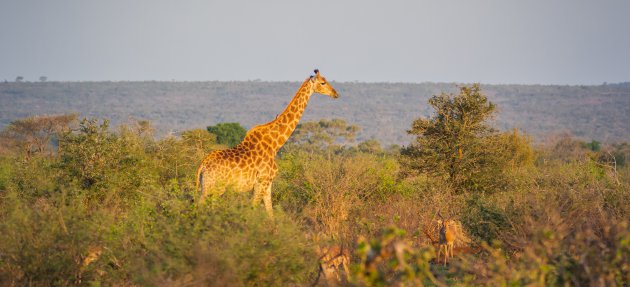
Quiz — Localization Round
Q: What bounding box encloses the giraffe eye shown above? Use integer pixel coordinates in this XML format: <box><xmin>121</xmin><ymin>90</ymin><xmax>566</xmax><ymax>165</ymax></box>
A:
<box><xmin>320</xmin><ymin>82</ymin><xmax>326</xmax><ymax>85</ymax></box>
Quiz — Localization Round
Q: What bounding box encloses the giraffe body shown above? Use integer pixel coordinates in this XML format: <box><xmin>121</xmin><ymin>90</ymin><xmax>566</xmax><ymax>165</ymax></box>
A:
<box><xmin>196</xmin><ymin>70</ymin><xmax>338</xmax><ymax>215</ymax></box>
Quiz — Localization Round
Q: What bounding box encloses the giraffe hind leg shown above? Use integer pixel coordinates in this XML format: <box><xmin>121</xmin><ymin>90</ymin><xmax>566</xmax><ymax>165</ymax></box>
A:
<box><xmin>262</xmin><ymin>182</ymin><xmax>273</xmax><ymax>216</ymax></box>
<box><xmin>253</xmin><ymin>178</ymin><xmax>274</xmax><ymax>217</ymax></box>
<box><xmin>252</xmin><ymin>188</ymin><xmax>262</xmax><ymax>206</ymax></box>
<box><xmin>252</xmin><ymin>179</ymin><xmax>264</xmax><ymax>206</ymax></box>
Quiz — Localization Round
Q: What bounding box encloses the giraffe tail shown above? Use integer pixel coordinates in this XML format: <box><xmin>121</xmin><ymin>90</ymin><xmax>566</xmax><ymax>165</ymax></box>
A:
<box><xmin>195</xmin><ymin>165</ymin><xmax>204</xmax><ymax>199</ymax></box>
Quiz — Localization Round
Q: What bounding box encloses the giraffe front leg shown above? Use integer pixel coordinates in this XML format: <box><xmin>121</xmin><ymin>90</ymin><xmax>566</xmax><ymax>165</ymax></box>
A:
<box><xmin>252</xmin><ymin>185</ymin><xmax>263</xmax><ymax>206</ymax></box>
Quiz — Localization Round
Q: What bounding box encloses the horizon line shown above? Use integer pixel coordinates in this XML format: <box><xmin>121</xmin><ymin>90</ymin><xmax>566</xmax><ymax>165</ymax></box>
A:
<box><xmin>2</xmin><ymin>79</ymin><xmax>628</xmax><ymax>87</ymax></box>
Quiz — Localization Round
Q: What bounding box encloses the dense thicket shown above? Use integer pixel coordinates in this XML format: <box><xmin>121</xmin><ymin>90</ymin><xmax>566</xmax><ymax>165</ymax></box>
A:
<box><xmin>0</xmin><ymin>85</ymin><xmax>629</xmax><ymax>286</ymax></box>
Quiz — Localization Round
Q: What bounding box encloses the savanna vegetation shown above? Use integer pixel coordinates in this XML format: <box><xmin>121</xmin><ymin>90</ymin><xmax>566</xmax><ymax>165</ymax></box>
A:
<box><xmin>1</xmin><ymin>85</ymin><xmax>629</xmax><ymax>286</ymax></box>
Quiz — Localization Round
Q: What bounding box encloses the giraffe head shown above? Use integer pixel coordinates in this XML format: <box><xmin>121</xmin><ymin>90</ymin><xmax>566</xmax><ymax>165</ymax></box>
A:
<box><xmin>310</xmin><ymin>69</ymin><xmax>339</xmax><ymax>98</ymax></box>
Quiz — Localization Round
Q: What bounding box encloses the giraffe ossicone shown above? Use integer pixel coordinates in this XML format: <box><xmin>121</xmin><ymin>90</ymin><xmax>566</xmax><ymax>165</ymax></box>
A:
<box><xmin>195</xmin><ymin>69</ymin><xmax>339</xmax><ymax>216</ymax></box>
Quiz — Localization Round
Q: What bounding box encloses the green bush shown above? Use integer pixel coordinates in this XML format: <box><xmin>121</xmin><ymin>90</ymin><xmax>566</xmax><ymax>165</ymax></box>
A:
<box><xmin>460</xmin><ymin>196</ymin><xmax>510</xmax><ymax>245</ymax></box>
<box><xmin>0</xmin><ymin>157</ymin><xmax>12</xmax><ymax>191</ymax></box>
<box><xmin>274</xmin><ymin>150</ymin><xmax>409</xmax><ymax>240</ymax></box>
<box><xmin>207</xmin><ymin>122</ymin><xmax>247</xmax><ymax>148</ymax></box>
<box><xmin>109</xmin><ymin>192</ymin><xmax>317</xmax><ymax>286</ymax></box>
<box><xmin>456</xmin><ymin>208</ymin><xmax>630</xmax><ymax>286</ymax></box>
<box><xmin>0</xmin><ymin>190</ymin><xmax>111</xmax><ymax>285</ymax></box>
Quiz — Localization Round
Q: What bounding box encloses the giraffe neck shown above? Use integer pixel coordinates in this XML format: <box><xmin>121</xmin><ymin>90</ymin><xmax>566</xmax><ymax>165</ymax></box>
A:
<box><xmin>268</xmin><ymin>79</ymin><xmax>314</xmax><ymax>152</ymax></box>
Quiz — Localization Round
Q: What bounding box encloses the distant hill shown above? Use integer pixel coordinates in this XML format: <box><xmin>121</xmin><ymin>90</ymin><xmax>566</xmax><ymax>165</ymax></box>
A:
<box><xmin>1</xmin><ymin>81</ymin><xmax>629</xmax><ymax>145</ymax></box>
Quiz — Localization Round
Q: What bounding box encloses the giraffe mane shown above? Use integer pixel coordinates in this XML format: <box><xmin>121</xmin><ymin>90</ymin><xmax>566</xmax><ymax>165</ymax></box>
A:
<box><xmin>244</xmin><ymin>78</ymin><xmax>312</xmax><ymax>138</ymax></box>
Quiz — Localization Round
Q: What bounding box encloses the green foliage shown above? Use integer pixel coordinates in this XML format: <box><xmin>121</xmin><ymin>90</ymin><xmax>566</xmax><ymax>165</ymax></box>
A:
<box><xmin>57</xmin><ymin>118</ymin><xmax>157</xmax><ymax>205</ymax></box>
<box><xmin>403</xmin><ymin>84</ymin><xmax>534</xmax><ymax>194</ymax></box>
<box><xmin>275</xmin><ymin>150</ymin><xmax>409</xmax><ymax>238</ymax></box>
<box><xmin>456</xmin><ymin>203</ymin><xmax>630</xmax><ymax>286</ymax></box>
<box><xmin>108</xmin><ymin>193</ymin><xmax>316</xmax><ymax>286</ymax></box>
<box><xmin>460</xmin><ymin>196</ymin><xmax>510</xmax><ymax>244</ymax></box>
<box><xmin>152</xmin><ymin>129</ymin><xmax>217</xmax><ymax>192</ymax></box>
<box><xmin>0</xmin><ymin>190</ymin><xmax>110</xmax><ymax>285</ymax></box>
<box><xmin>207</xmin><ymin>122</ymin><xmax>247</xmax><ymax>148</ymax></box>
<box><xmin>0</xmin><ymin>157</ymin><xmax>13</xmax><ymax>191</ymax></box>
<box><xmin>7</xmin><ymin>156</ymin><xmax>60</xmax><ymax>200</ymax></box>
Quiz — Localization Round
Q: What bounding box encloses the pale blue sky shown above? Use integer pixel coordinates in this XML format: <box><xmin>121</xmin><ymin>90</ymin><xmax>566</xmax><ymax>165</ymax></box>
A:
<box><xmin>1</xmin><ymin>0</ymin><xmax>629</xmax><ymax>84</ymax></box>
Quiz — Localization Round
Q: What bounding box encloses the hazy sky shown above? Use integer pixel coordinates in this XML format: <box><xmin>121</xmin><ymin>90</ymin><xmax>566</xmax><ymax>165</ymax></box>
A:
<box><xmin>1</xmin><ymin>0</ymin><xmax>629</xmax><ymax>84</ymax></box>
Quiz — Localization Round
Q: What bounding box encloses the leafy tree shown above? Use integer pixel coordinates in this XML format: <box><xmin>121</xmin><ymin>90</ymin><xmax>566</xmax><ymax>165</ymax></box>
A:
<box><xmin>58</xmin><ymin>118</ymin><xmax>120</xmax><ymax>190</ymax></box>
<box><xmin>402</xmin><ymin>84</ymin><xmax>533</xmax><ymax>194</ymax></box>
<box><xmin>207</xmin><ymin>123</ymin><xmax>247</xmax><ymax>148</ymax></box>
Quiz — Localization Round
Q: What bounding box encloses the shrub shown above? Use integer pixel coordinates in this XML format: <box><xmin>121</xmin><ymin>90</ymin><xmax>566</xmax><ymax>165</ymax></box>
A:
<box><xmin>109</xmin><ymin>192</ymin><xmax>317</xmax><ymax>286</ymax></box>
<box><xmin>0</xmin><ymin>190</ymin><xmax>111</xmax><ymax>286</ymax></box>
<box><xmin>456</xmin><ymin>210</ymin><xmax>630</xmax><ymax>286</ymax></box>
<box><xmin>275</xmin><ymin>150</ymin><xmax>408</xmax><ymax>240</ymax></box>
<box><xmin>207</xmin><ymin>122</ymin><xmax>247</xmax><ymax>148</ymax></box>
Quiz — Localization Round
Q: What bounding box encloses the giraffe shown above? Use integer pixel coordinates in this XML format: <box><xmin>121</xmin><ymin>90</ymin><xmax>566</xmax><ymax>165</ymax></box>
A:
<box><xmin>196</xmin><ymin>69</ymin><xmax>339</xmax><ymax>215</ymax></box>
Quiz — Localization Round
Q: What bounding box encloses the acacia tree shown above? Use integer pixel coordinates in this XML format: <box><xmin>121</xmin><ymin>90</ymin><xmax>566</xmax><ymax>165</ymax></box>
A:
<box><xmin>0</xmin><ymin>114</ymin><xmax>77</xmax><ymax>159</ymax></box>
<box><xmin>402</xmin><ymin>84</ymin><xmax>532</xmax><ymax>194</ymax></box>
